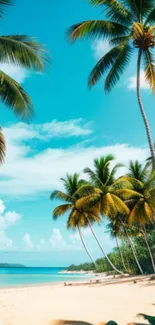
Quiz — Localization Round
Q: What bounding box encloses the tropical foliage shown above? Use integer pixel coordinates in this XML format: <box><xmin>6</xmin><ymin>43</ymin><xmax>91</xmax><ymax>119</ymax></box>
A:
<box><xmin>51</xmin><ymin>154</ymin><xmax>155</xmax><ymax>275</ymax></box>
<box><xmin>67</xmin><ymin>0</ymin><xmax>155</xmax><ymax>165</ymax></box>
<box><xmin>0</xmin><ymin>0</ymin><xmax>48</xmax><ymax>162</ymax></box>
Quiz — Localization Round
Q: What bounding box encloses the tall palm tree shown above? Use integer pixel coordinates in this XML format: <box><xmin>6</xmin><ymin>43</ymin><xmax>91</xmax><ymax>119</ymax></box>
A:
<box><xmin>76</xmin><ymin>155</ymin><xmax>133</xmax><ymax>273</ymax></box>
<box><xmin>0</xmin><ymin>0</ymin><xmax>47</xmax><ymax>162</ymax></box>
<box><xmin>68</xmin><ymin>0</ymin><xmax>155</xmax><ymax>166</ymax></box>
<box><xmin>125</xmin><ymin>162</ymin><xmax>155</xmax><ymax>272</ymax></box>
<box><xmin>50</xmin><ymin>173</ymin><xmax>97</xmax><ymax>267</ymax></box>
<box><xmin>51</xmin><ymin>172</ymin><xmax>123</xmax><ymax>274</ymax></box>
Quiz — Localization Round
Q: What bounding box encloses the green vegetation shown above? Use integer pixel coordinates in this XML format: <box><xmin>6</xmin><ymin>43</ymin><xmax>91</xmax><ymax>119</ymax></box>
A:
<box><xmin>68</xmin><ymin>0</ymin><xmax>155</xmax><ymax>166</ymax></box>
<box><xmin>51</xmin><ymin>156</ymin><xmax>155</xmax><ymax>276</ymax></box>
<box><xmin>0</xmin><ymin>0</ymin><xmax>48</xmax><ymax>162</ymax></box>
<box><xmin>68</xmin><ymin>225</ymin><xmax>155</xmax><ymax>275</ymax></box>
<box><xmin>0</xmin><ymin>263</ymin><xmax>26</xmax><ymax>268</ymax></box>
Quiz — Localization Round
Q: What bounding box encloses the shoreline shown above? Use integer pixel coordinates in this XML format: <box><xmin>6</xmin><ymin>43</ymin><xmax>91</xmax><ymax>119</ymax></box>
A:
<box><xmin>0</xmin><ymin>277</ymin><xmax>154</xmax><ymax>325</ymax></box>
<box><xmin>0</xmin><ymin>274</ymin><xmax>152</xmax><ymax>290</ymax></box>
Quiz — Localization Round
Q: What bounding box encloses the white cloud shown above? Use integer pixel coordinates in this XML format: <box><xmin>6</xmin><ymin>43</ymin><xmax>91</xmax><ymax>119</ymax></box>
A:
<box><xmin>0</xmin><ymin>119</ymin><xmax>149</xmax><ymax>197</ymax></box>
<box><xmin>0</xmin><ymin>199</ymin><xmax>21</xmax><ymax>250</ymax></box>
<box><xmin>23</xmin><ymin>233</ymin><xmax>34</xmax><ymax>249</ymax></box>
<box><xmin>0</xmin><ymin>200</ymin><xmax>6</xmax><ymax>214</ymax></box>
<box><xmin>0</xmin><ymin>230</ymin><xmax>12</xmax><ymax>249</ymax></box>
<box><xmin>4</xmin><ymin>119</ymin><xmax>93</xmax><ymax>144</ymax></box>
<box><xmin>0</xmin><ymin>63</ymin><xmax>28</xmax><ymax>83</ymax></box>
<box><xmin>5</xmin><ymin>211</ymin><xmax>20</xmax><ymax>226</ymax></box>
<box><xmin>128</xmin><ymin>70</ymin><xmax>149</xmax><ymax>90</ymax></box>
<box><xmin>49</xmin><ymin>228</ymin><xmax>67</xmax><ymax>250</ymax></box>
<box><xmin>92</xmin><ymin>40</ymin><xmax>110</xmax><ymax>60</ymax></box>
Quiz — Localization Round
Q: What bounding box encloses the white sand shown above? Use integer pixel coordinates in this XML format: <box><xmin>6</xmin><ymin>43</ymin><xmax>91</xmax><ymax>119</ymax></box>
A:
<box><xmin>0</xmin><ymin>281</ymin><xmax>154</xmax><ymax>325</ymax></box>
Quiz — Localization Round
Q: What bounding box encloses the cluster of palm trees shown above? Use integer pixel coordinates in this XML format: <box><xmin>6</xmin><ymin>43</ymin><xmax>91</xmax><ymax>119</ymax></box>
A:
<box><xmin>51</xmin><ymin>155</ymin><xmax>155</xmax><ymax>275</ymax></box>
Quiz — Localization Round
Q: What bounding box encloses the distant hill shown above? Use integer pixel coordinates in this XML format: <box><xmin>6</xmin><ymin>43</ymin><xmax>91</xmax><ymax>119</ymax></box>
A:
<box><xmin>0</xmin><ymin>263</ymin><xmax>26</xmax><ymax>268</ymax></box>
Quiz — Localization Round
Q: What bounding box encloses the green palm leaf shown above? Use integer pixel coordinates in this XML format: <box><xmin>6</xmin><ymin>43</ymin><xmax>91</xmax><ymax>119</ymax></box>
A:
<box><xmin>115</xmin><ymin>188</ymin><xmax>143</xmax><ymax>200</ymax></box>
<box><xmin>53</xmin><ymin>204</ymin><xmax>73</xmax><ymax>220</ymax></box>
<box><xmin>143</xmin><ymin>49</ymin><xmax>155</xmax><ymax>92</ymax></box>
<box><xmin>0</xmin><ymin>71</ymin><xmax>33</xmax><ymax>119</ymax></box>
<box><xmin>104</xmin><ymin>43</ymin><xmax>132</xmax><ymax>91</ymax></box>
<box><xmin>129</xmin><ymin>198</ymin><xmax>153</xmax><ymax>225</ymax></box>
<box><xmin>89</xmin><ymin>0</ymin><xmax>132</xmax><ymax>23</ymax></box>
<box><xmin>0</xmin><ymin>0</ymin><xmax>12</xmax><ymax>18</ymax></box>
<box><xmin>50</xmin><ymin>190</ymin><xmax>72</xmax><ymax>202</ymax></box>
<box><xmin>145</xmin><ymin>8</ymin><xmax>155</xmax><ymax>26</ymax></box>
<box><xmin>88</xmin><ymin>45</ymin><xmax>124</xmax><ymax>87</ymax></box>
<box><xmin>67</xmin><ymin>20</ymin><xmax>129</xmax><ymax>43</ymax></box>
<box><xmin>0</xmin><ymin>35</ymin><xmax>48</xmax><ymax>71</ymax></box>
<box><xmin>123</xmin><ymin>0</ymin><xmax>154</xmax><ymax>20</ymax></box>
<box><xmin>101</xmin><ymin>193</ymin><xmax>130</xmax><ymax>217</ymax></box>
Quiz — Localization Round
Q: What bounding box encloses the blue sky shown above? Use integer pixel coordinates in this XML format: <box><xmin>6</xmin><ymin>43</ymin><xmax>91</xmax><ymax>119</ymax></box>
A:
<box><xmin>0</xmin><ymin>0</ymin><xmax>154</xmax><ymax>267</ymax></box>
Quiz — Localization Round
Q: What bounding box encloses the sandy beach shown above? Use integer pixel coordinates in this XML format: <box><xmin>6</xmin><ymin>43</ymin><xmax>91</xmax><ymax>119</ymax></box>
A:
<box><xmin>0</xmin><ymin>279</ymin><xmax>154</xmax><ymax>325</ymax></box>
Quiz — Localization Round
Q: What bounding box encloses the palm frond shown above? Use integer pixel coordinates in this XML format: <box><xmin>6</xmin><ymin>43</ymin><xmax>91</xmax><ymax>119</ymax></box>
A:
<box><xmin>76</xmin><ymin>194</ymin><xmax>100</xmax><ymax>211</ymax></box>
<box><xmin>50</xmin><ymin>190</ymin><xmax>72</xmax><ymax>202</ymax></box>
<box><xmin>145</xmin><ymin>7</ymin><xmax>155</xmax><ymax>26</ymax></box>
<box><xmin>0</xmin><ymin>35</ymin><xmax>48</xmax><ymax>71</ymax></box>
<box><xmin>0</xmin><ymin>70</ymin><xmax>33</xmax><ymax>119</ymax></box>
<box><xmin>129</xmin><ymin>199</ymin><xmax>153</xmax><ymax>225</ymax></box>
<box><xmin>104</xmin><ymin>43</ymin><xmax>132</xmax><ymax>92</ymax></box>
<box><xmin>109</xmin><ymin>35</ymin><xmax>131</xmax><ymax>46</ymax></box>
<box><xmin>115</xmin><ymin>188</ymin><xmax>143</xmax><ymax>200</ymax></box>
<box><xmin>0</xmin><ymin>127</ymin><xmax>5</xmax><ymax>163</ymax></box>
<box><xmin>123</xmin><ymin>0</ymin><xmax>154</xmax><ymax>21</ymax></box>
<box><xmin>128</xmin><ymin>160</ymin><xmax>149</xmax><ymax>182</ymax></box>
<box><xmin>143</xmin><ymin>49</ymin><xmax>155</xmax><ymax>92</ymax></box>
<box><xmin>101</xmin><ymin>193</ymin><xmax>130</xmax><ymax>217</ymax></box>
<box><xmin>89</xmin><ymin>0</ymin><xmax>132</xmax><ymax>25</ymax></box>
<box><xmin>88</xmin><ymin>44</ymin><xmax>126</xmax><ymax>87</ymax></box>
<box><xmin>0</xmin><ymin>0</ymin><xmax>12</xmax><ymax>18</ymax></box>
<box><xmin>60</xmin><ymin>173</ymin><xmax>79</xmax><ymax>196</ymax></box>
<box><xmin>67</xmin><ymin>20</ymin><xmax>129</xmax><ymax>43</ymax></box>
<box><xmin>52</xmin><ymin>204</ymin><xmax>73</xmax><ymax>220</ymax></box>
<box><xmin>73</xmin><ymin>184</ymin><xmax>96</xmax><ymax>199</ymax></box>
<box><xmin>107</xmin><ymin>163</ymin><xmax>123</xmax><ymax>185</ymax></box>
<box><xmin>84</xmin><ymin>167</ymin><xmax>103</xmax><ymax>188</ymax></box>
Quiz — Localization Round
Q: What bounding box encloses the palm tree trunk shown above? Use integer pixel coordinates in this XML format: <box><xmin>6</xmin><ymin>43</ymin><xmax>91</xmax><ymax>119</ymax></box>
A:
<box><xmin>141</xmin><ymin>225</ymin><xmax>155</xmax><ymax>273</ymax></box>
<box><xmin>137</xmin><ymin>49</ymin><xmax>155</xmax><ymax>168</ymax></box>
<box><xmin>77</xmin><ymin>225</ymin><xmax>97</xmax><ymax>269</ymax></box>
<box><xmin>121</xmin><ymin>221</ymin><xmax>143</xmax><ymax>275</ymax></box>
<box><xmin>86</xmin><ymin>218</ymin><xmax>123</xmax><ymax>275</ymax></box>
<box><xmin>115</xmin><ymin>236</ymin><xmax>129</xmax><ymax>273</ymax></box>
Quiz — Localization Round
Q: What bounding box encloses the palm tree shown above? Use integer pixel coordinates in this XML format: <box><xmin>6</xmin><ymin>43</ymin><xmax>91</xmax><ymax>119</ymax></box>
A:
<box><xmin>68</xmin><ymin>0</ymin><xmax>155</xmax><ymax>166</ymax></box>
<box><xmin>125</xmin><ymin>162</ymin><xmax>155</xmax><ymax>273</ymax></box>
<box><xmin>76</xmin><ymin>155</ymin><xmax>133</xmax><ymax>273</ymax></box>
<box><xmin>0</xmin><ymin>0</ymin><xmax>47</xmax><ymax>161</ymax></box>
<box><xmin>51</xmin><ymin>172</ymin><xmax>123</xmax><ymax>274</ymax></box>
<box><xmin>77</xmin><ymin>155</ymin><xmax>130</xmax><ymax>219</ymax></box>
<box><xmin>50</xmin><ymin>173</ymin><xmax>97</xmax><ymax>267</ymax></box>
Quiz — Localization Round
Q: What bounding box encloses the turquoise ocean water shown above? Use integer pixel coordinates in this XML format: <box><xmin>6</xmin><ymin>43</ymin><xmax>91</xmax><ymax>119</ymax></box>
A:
<box><xmin>0</xmin><ymin>267</ymin><xmax>92</xmax><ymax>288</ymax></box>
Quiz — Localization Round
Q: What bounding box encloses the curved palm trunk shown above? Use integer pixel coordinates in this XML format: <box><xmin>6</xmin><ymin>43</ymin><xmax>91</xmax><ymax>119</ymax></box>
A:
<box><xmin>141</xmin><ymin>225</ymin><xmax>155</xmax><ymax>273</ymax></box>
<box><xmin>137</xmin><ymin>49</ymin><xmax>155</xmax><ymax>168</ymax></box>
<box><xmin>115</xmin><ymin>236</ymin><xmax>129</xmax><ymax>273</ymax></box>
<box><xmin>86</xmin><ymin>219</ymin><xmax>123</xmax><ymax>275</ymax></box>
<box><xmin>77</xmin><ymin>225</ymin><xmax>97</xmax><ymax>269</ymax></box>
<box><xmin>122</xmin><ymin>223</ymin><xmax>143</xmax><ymax>275</ymax></box>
